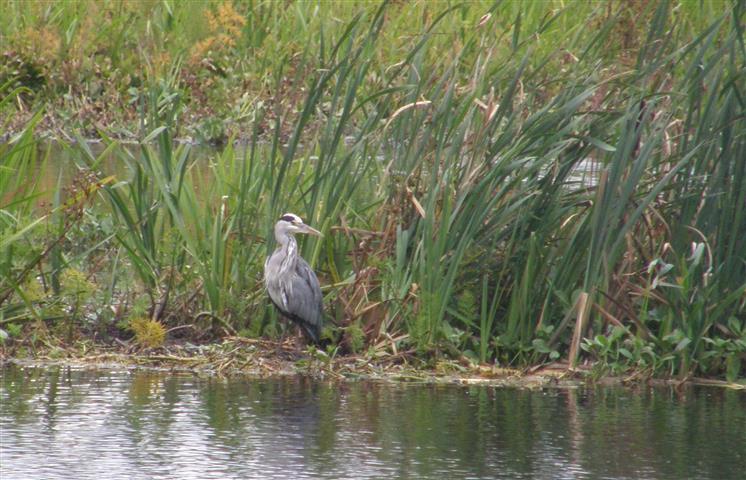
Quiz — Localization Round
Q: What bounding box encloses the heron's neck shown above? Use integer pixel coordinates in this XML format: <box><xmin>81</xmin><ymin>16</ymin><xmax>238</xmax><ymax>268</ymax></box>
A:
<box><xmin>275</xmin><ymin>230</ymin><xmax>297</xmax><ymax>250</ymax></box>
<box><xmin>275</xmin><ymin>232</ymin><xmax>298</xmax><ymax>271</ymax></box>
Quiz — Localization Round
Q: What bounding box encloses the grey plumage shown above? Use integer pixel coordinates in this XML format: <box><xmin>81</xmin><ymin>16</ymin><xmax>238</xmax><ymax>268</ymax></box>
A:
<box><xmin>264</xmin><ymin>213</ymin><xmax>323</xmax><ymax>343</ymax></box>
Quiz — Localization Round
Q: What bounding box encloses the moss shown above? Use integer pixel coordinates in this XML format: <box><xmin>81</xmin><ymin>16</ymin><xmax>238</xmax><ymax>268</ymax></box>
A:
<box><xmin>60</xmin><ymin>269</ymin><xmax>96</xmax><ymax>301</ymax></box>
<box><xmin>346</xmin><ymin>322</ymin><xmax>366</xmax><ymax>354</ymax></box>
<box><xmin>128</xmin><ymin>317</ymin><xmax>167</xmax><ymax>349</ymax></box>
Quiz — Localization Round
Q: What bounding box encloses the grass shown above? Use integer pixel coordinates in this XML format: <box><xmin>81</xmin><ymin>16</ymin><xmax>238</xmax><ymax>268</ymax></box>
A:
<box><xmin>1</xmin><ymin>1</ymin><xmax>745</xmax><ymax>382</ymax></box>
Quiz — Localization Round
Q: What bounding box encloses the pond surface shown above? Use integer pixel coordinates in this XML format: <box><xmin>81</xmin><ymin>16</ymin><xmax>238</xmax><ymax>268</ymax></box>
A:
<box><xmin>1</xmin><ymin>365</ymin><xmax>744</xmax><ymax>479</ymax></box>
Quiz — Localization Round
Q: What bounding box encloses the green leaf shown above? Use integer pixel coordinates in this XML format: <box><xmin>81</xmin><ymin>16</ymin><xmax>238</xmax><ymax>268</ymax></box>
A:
<box><xmin>675</xmin><ymin>337</ymin><xmax>691</xmax><ymax>352</ymax></box>
<box><xmin>583</xmin><ymin>136</ymin><xmax>617</xmax><ymax>152</ymax></box>
<box><xmin>618</xmin><ymin>348</ymin><xmax>633</xmax><ymax>359</ymax></box>
<box><xmin>143</xmin><ymin>126</ymin><xmax>168</xmax><ymax>143</ymax></box>
<box><xmin>532</xmin><ymin>338</ymin><xmax>551</xmax><ymax>354</ymax></box>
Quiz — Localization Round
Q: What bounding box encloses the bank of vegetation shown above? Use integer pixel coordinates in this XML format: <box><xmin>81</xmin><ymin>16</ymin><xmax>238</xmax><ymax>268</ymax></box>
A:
<box><xmin>1</xmin><ymin>1</ymin><xmax>745</xmax><ymax>383</ymax></box>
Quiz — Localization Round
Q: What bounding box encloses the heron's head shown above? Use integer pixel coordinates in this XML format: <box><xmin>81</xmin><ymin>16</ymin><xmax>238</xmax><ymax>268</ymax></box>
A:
<box><xmin>276</xmin><ymin>213</ymin><xmax>322</xmax><ymax>238</ymax></box>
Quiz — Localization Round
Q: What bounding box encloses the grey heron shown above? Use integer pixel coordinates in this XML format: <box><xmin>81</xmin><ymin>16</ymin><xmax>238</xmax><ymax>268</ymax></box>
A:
<box><xmin>264</xmin><ymin>213</ymin><xmax>324</xmax><ymax>344</ymax></box>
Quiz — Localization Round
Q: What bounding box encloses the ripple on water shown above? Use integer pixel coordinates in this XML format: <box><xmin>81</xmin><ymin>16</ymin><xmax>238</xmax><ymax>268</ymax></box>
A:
<box><xmin>1</xmin><ymin>365</ymin><xmax>745</xmax><ymax>480</ymax></box>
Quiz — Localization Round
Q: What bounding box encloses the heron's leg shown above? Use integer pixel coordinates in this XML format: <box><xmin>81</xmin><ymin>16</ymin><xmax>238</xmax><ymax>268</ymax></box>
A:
<box><xmin>275</xmin><ymin>317</ymin><xmax>304</xmax><ymax>359</ymax></box>
<box><xmin>295</xmin><ymin>326</ymin><xmax>308</xmax><ymax>352</ymax></box>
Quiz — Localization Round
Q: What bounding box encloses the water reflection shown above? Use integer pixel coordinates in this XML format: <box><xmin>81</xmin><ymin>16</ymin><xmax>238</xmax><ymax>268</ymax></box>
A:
<box><xmin>1</xmin><ymin>365</ymin><xmax>744</xmax><ymax>479</ymax></box>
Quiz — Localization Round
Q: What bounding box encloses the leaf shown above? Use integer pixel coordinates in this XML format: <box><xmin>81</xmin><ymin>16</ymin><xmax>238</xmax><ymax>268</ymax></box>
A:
<box><xmin>619</xmin><ymin>348</ymin><xmax>633</xmax><ymax>359</ymax></box>
<box><xmin>511</xmin><ymin>10</ymin><xmax>521</xmax><ymax>51</ymax></box>
<box><xmin>0</xmin><ymin>216</ymin><xmax>46</xmax><ymax>249</ymax></box>
<box><xmin>532</xmin><ymin>338</ymin><xmax>551</xmax><ymax>354</ymax></box>
<box><xmin>583</xmin><ymin>135</ymin><xmax>617</xmax><ymax>152</ymax></box>
<box><xmin>675</xmin><ymin>337</ymin><xmax>691</xmax><ymax>352</ymax></box>
<box><xmin>143</xmin><ymin>126</ymin><xmax>168</xmax><ymax>143</ymax></box>
<box><xmin>727</xmin><ymin>316</ymin><xmax>743</xmax><ymax>336</ymax></box>
<box><xmin>688</xmin><ymin>242</ymin><xmax>705</xmax><ymax>266</ymax></box>
<box><xmin>658</xmin><ymin>262</ymin><xmax>674</xmax><ymax>276</ymax></box>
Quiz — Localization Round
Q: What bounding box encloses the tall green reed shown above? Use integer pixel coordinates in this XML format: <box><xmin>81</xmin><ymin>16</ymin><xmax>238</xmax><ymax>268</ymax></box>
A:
<box><xmin>0</xmin><ymin>111</ymin><xmax>46</xmax><ymax>325</ymax></box>
<box><xmin>6</xmin><ymin>1</ymin><xmax>741</xmax><ymax>379</ymax></box>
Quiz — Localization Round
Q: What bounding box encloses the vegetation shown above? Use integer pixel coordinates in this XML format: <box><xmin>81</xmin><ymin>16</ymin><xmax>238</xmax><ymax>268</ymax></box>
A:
<box><xmin>1</xmin><ymin>0</ymin><xmax>745</xmax><ymax>383</ymax></box>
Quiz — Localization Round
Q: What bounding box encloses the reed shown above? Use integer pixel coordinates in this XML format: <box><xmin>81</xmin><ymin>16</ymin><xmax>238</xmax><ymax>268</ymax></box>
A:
<box><xmin>1</xmin><ymin>1</ymin><xmax>744</xmax><ymax>379</ymax></box>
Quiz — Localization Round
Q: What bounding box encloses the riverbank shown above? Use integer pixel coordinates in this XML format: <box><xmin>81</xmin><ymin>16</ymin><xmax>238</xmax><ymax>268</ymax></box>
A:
<box><xmin>3</xmin><ymin>339</ymin><xmax>744</xmax><ymax>390</ymax></box>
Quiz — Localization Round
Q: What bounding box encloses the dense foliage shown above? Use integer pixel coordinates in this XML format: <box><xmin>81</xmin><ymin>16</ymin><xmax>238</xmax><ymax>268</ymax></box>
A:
<box><xmin>1</xmin><ymin>1</ymin><xmax>744</xmax><ymax>381</ymax></box>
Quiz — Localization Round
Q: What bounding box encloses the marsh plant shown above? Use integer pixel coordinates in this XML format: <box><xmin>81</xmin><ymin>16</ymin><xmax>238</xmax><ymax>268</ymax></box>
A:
<box><xmin>1</xmin><ymin>1</ymin><xmax>744</xmax><ymax>380</ymax></box>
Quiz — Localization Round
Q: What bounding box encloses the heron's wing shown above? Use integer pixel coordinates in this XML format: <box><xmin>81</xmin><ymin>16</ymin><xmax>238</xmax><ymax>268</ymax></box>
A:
<box><xmin>296</xmin><ymin>257</ymin><xmax>323</xmax><ymax>308</ymax></box>
<box><xmin>283</xmin><ymin>258</ymin><xmax>323</xmax><ymax>340</ymax></box>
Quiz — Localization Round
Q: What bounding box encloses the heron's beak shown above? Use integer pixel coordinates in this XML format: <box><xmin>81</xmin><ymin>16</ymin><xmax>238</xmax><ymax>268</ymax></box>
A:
<box><xmin>300</xmin><ymin>224</ymin><xmax>322</xmax><ymax>237</ymax></box>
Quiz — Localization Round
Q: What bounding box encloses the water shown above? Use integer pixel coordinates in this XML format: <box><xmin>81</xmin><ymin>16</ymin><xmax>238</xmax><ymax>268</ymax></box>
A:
<box><xmin>1</xmin><ymin>365</ymin><xmax>744</xmax><ymax>479</ymax></box>
<box><xmin>33</xmin><ymin>141</ymin><xmax>600</xmax><ymax>203</ymax></box>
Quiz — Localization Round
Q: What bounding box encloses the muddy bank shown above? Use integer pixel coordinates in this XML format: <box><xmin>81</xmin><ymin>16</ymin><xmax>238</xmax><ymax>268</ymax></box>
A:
<box><xmin>3</xmin><ymin>338</ymin><xmax>744</xmax><ymax>390</ymax></box>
